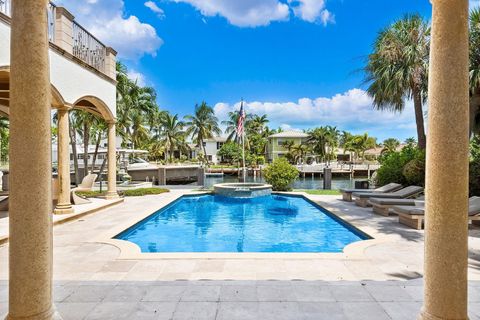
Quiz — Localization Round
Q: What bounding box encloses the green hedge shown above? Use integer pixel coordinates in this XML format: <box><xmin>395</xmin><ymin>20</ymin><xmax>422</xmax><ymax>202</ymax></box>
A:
<box><xmin>123</xmin><ymin>188</ymin><xmax>169</xmax><ymax>197</ymax></box>
<box><xmin>77</xmin><ymin>188</ymin><xmax>170</xmax><ymax>198</ymax></box>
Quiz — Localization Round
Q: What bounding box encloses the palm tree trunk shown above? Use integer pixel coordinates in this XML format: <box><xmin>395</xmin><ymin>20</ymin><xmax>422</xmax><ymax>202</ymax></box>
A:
<box><xmin>413</xmin><ymin>88</ymin><xmax>427</xmax><ymax>150</ymax></box>
<box><xmin>201</xmin><ymin>139</ymin><xmax>209</xmax><ymax>165</ymax></box>
<box><xmin>69</xmin><ymin>118</ymin><xmax>80</xmax><ymax>185</ymax></box>
<box><xmin>83</xmin><ymin>122</ymin><xmax>89</xmax><ymax>176</ymax></box>
<box><xmin>91</xmin><ymin>131</ymin><xmax>102</xmax><ymax>173</ymax></box>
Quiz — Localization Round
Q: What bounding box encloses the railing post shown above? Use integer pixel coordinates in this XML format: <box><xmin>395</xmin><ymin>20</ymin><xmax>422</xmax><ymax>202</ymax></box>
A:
<box><xmin>105</xmin><ymin>47</ymin><xmax>117</xmax><ymax>80</ymax></box>
<box><xmin>54</xmin><ymin>7</ymin><xmax>74</xmax><ymax>54</ymax></box>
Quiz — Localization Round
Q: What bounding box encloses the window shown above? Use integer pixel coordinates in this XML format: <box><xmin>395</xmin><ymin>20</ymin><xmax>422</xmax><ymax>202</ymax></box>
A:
<box><xmin>216</xmin><ymin>142</ymin><xmax>224</xmax><ymax>150</ymax></box>
<box><xmin>278</xmin><ymin>139</ymin><xmax>291</xmax><ymax>146</ymax></box>
<box><xmin>202</xmin><ymin>142</ymin><xmax>206</xmax><ymax>147</ymax></box>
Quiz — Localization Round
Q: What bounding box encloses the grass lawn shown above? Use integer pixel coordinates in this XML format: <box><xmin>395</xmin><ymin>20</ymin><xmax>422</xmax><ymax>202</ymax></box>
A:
<box><xmin>294</xmin><ymin>189</ymin><xmax>341</xmax><ymax>195</ymax></box>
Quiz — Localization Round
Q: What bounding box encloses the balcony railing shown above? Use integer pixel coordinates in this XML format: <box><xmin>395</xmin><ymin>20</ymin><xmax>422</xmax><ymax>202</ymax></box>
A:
<box><xmin>47</xmin><ymin>2</ymin><xmax>55</xmax><ymax>42</ymax></box>
<box><xmin>0</xmin><ymin>0</ymin><xmax>110</xmax><ymax>76</ymax></box>
<box><xmin>72</xmin><ymin>21</ymin><xmax>106</xmax><ymax>73</ymax></box>
<box><xmin>0</xmin><ymin>0</ymin><xmax>10</xmax><ymax>16</ymax></box>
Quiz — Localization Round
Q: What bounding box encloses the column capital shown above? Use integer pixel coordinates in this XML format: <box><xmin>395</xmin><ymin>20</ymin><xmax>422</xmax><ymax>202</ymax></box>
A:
<box><xmin>56</xmin><ymin>105</ymin><xmax>73</xmax><ymax>112</ymax></box>
<box><xmin>107</xmin><ymin>119</ymin><xmax>117</xmax><ymax>125</ymax></box>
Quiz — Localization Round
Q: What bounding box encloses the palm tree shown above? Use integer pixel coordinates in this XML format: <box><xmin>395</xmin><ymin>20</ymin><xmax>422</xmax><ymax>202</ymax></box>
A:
<box><xmin>290</xmin><ymin>144</ymin><xmax>310</xmax><ymax>164</ymax></box>
<box><xmin>184</xmin><ymin>102</ymin><xmax>221</xmax><ymax>164</ymax></box>
<box><xmin>365</xmin><ymin>14</ymin><xmax>429</xmax><ymax>149</ymax></box>
<box><xmin>405</xmin><ymin>137</ymin><xmax>417</xmax><ymax>146</ymax></box>
<box><xmin>130</xmin><ymin>110</ymin><xmax>150</xmax><ymax>149</ymax></box>
<box><xmin>325</xmin><ymin>126</ymin><xmax>340</xmax><ymax>161</ymax></box>
<box><xmin>249</xmin><ymin>114</ymin><xmax>269</xmax><ymax>135</ymax></box>
<box><xmin>90</xmin><ymin>118</ymin><xmax>107</xmax><ymax>172</ymax></box>
<box><xmin>381</xmin><ymin>138</ymin><xmax>401</xmax><ymax>155</ymax></box>
<box><xmin>340</xmin><ymin>131</ymin><xmax>356</xmax><ymax>162</ymax></box>
<box><xmin>307</xmin><ymin>127</ymin><xmax>329</xmax><ymax>161</ymax></box>
<box><xmin>352</xmin><ymin>133</ymin><xmax>377</xmax><ymax>160</ymax></box>
<box><xmin>161</xmin><ymin>113</ymin><xmax>185</xmax><ymax>162</ymax></box>
<box><xmin>116</xmin><ymin>62</ymin><xmax>157</xmax><ymax>147</ymax></box>
<box><xmin>469</xmin><ymin>8</ymin><xmax>480</xmax><ymax>135</ymax></box>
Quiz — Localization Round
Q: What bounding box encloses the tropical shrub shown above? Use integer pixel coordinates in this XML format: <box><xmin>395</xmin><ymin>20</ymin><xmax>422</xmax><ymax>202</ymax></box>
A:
<box><xmin>264</xmin><ymin>158</ymin><xmax>299</xmax><ymax>191</ymax></box>
<box><xmin>403</xmin><ymin>152</ymin><xmax>426</xmax><ymax>186</ymax></box>
<box><xmin>470</xmin><ymin>135</ymin><xmax>480</xmax><ymax>196</ymax></box>
<box><xmin>375</xmin><ymin>144</ymin><xmax>425</xmax><ymax>186</ymax></box>
<box><xmin>217</xmin><ymin>142</ymin><xmax>242</xmax><ymax>165</ymax></box>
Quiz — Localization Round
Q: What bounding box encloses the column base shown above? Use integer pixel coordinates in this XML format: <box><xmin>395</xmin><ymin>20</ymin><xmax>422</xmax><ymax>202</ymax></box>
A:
<box><xmin>53</xmin><ymin>203</ymin><xmax>74</xmax><ymax>215</ymax></box>
<box><xmin>105</xmin><ymin>191</ymin><xmax>119</xmax><ymax>200</ymax></box>
<box><xmin>418</xmin><ymin>308</ymin><xmax>469</xmax><ymax>320</ymax></box>
<box><xmin>5</xmin><ymin>305</ymin><xmax>63</xmax><ymax>320</ymax></box>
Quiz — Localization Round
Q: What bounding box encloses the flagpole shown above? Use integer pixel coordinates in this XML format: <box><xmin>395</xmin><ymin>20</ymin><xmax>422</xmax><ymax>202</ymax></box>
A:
<box><xmin>242</xmin><ymin>126</ymin><xmax>246</xmax><ymax>182</ymax></box>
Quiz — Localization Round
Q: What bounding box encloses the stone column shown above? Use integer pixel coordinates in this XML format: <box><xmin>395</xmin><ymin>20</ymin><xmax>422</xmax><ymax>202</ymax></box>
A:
<box><xmin>106</xmin><ymin>121</ymin><xmax>118</xmax><ymax>199</ymax></box>
<box><xmin>7</xmin><ymin>0</ymin><xmax>56</xmax><ymax>319</ymax></box>
<box><xmin>54</xmin><ymin>107</ymin><xmax>73</xmax><ymax>215</ymax></box>
<box><xmin>420</xmin><ymin>1</ymin><xmax>470</xmax><ymax>319</ymax></box>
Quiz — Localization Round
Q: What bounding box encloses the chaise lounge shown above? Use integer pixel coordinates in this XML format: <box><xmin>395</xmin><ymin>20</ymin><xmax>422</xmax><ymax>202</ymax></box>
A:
<box><xmin>339</xmin><ymin>182</ymin><xmax>402</xmax><ymax>202</ymax></box>
<box><xmin>369</xmin><ymin>196</ymin><xmax>425</xmax><ymax>216</ymax></box>
<box><xmin>393</xmin><ymin>196</ymin><xmax>480</xmax><ymax>230</ymax></box>
<box><xmin>71</xmin><ymin>173</ymin><xmax>98</xmax><ymax>205</ymax></box>
<box><xmin>352</xmin><ymin>185</ymin><xmax>424</xmax><ymax>208</ymax></box>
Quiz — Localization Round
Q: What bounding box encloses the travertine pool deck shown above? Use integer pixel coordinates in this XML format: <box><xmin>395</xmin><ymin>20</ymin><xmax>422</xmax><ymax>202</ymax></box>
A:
<box><xmin>1</xmin><ymin>189</ymin><xmax>480</xmax><ymax>319</ymax></box>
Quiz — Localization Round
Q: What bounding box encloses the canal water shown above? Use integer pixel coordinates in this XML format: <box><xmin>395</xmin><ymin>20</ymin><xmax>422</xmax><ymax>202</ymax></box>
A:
<box><xmin>205</xmin><ymin>175</ymin><xmax>369</xmax><ymax>190</ymax></box>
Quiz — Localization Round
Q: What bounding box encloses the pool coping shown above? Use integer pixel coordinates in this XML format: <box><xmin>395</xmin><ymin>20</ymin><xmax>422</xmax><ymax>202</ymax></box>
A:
<box><xmin>91</xmin><ymin>191</ymin><xmax>388</xmax><ymax>260</ymax></box>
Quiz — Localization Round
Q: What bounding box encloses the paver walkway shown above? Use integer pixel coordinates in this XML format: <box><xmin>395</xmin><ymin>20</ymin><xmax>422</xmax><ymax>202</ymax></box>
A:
<box><xmin>1</xmin><ymin>279</ymin><xmax>480</xmax><ymax>319</ymax></box>
<box><xmin>1</xmin><ymin>190</ymin><xmax>480</xmax><ymax>319</ymax></box>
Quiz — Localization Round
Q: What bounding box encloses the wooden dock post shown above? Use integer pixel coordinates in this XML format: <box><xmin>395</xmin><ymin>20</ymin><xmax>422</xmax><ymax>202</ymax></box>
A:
<box><xmin>323</xmin><ymin>168</ymin><xmax>332</xmax><ymax>190</ymax></box>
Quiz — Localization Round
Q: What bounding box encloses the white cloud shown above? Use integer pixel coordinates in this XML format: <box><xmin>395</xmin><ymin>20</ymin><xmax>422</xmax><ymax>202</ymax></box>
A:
<box><xmin>288</xmin><ymin>0</ymin><xmax>335</xmax><ymax>25</ymax></box>
<box><xmin>170</xmin><ymin>0</ymin><xmax>290</xmax><ymax>27</ymax></box>
<box><xmin>127</xmin><ymin>69</ymin><xmax>147</xmax><ymax>87</ymax></box>
<box><xmin>145</xmin><ymin>1</ymin><xmax>165</xmax><ymax>18</ymax></box>
<box><xmin>169</xmin><ymin>0</ymin><xmax>334</xmax><ymax>27</ymax></box>
<box><xmin>279</xmin><ymin>124</ymin><xmax>303</xmax><ymax>132</ymax></box>
<box><xmin>214</xmin><ymin>89</ymin><xmax>418</xmax><ymax>139</ymax></box>
<box><xmin>56</xmin><ymin>0</ymin><xmax>163</xmax><ymax>60</ymax></box>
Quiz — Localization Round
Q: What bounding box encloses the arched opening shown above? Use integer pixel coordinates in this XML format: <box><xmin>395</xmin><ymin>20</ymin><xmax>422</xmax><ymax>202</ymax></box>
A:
<box><xmin>72</xmin><ymin>95</ymin><xmax>115</xmax><ymax>122</ymax></box>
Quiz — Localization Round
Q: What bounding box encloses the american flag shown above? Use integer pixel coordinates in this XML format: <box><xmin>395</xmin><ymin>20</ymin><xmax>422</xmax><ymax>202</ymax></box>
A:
<box><xmin>236</xmin><ymin>101</ymin><xmax>246</xmax><ymax>137</ymax></box>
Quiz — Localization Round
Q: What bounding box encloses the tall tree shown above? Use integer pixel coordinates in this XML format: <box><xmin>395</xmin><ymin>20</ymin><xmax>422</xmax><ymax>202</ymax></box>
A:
<box><xmin>161</xmin><ymin>113</ymin><xmax>185</xmax><ymax>162</ymax></box>
<box><xmin>381</xmin><ymin>138</ymin><xmax>401</xmax><ymax>155</ymax></box>
<box><xmin>365</xmin><ymin>14</ymin><xmax>429</xmax><ymax>149</ymax></box>
<box><xmin>185</xmin><ymin>102</ymin><xmax>221</xmax><ymax>164</ymax></box>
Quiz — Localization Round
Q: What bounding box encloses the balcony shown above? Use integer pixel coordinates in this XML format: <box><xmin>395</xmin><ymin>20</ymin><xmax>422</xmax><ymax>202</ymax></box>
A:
<box><xmin>0</xmin><ymin>0</ymin><xmax>116</xmax><ymax>80</ymax></box>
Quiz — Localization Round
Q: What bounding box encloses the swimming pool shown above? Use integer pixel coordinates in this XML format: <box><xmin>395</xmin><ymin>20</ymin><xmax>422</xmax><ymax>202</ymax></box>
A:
<box><xmin>115</xmin><ymin>194</ymin><xmax>369</xmax><ymax>253</ymax></box>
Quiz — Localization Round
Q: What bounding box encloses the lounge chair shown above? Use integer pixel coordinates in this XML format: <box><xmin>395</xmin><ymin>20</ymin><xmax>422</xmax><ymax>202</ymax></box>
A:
<box><xmin>352</xmin><ymin>185</ymin><xmax>424</xmax><ymax>208</ymax></box>
<box><xmin>369</xmin><ymin>196</ymin><xmax>425</xmax><ymax>216</ymax></box>
<box><xmin>71</xmin><ymin>173</ymin><xmax>98</xmax><ymax>205</ymax></box>
<box><xmin>393</xmin><ymin>197</ymin><xmax>480</xmax><ymax>230</ymax></box>
<box><xmin>340</xmin><ymin>183</ymin><xmax>402</xmax><ymax>202</ymax></box>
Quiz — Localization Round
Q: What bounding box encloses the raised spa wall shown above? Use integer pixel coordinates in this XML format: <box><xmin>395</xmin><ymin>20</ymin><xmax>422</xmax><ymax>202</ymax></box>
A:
<box><xmin>213</xmin><ymin>183</ymin><xmax>273</xmax><ymax>198</ymax></box>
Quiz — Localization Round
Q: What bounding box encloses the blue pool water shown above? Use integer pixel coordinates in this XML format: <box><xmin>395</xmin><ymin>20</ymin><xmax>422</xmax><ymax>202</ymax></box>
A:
<box><xmin>116</xmin><ymin>194</ymin><xmax>368</xmax><ymax>253</ymax></box>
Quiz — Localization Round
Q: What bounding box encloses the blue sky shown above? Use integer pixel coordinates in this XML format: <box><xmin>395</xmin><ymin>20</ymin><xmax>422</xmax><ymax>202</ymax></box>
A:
<box><xmin>59</xmin><ymin>0</ymin><xmax>437</xmax><ymax>142</ymax></box>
